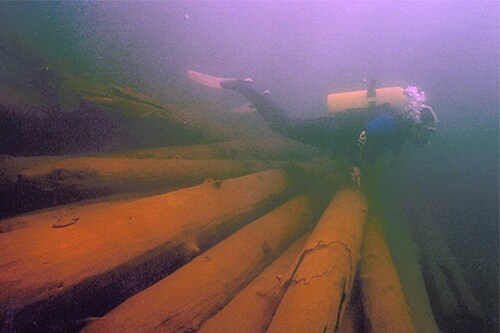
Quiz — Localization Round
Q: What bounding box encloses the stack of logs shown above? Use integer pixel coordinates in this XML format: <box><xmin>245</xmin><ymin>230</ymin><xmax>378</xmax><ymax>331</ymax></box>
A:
<box><xmin>0</xmin><ymin>142</ymin><xmax>481</xmax><ymax>332</ymax></box>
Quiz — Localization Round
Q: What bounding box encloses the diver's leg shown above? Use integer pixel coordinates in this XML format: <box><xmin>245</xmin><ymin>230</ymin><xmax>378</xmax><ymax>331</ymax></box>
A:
<box><xmin>219</xmin><ymin>79</ymin><xmax>289</xmax><ymax>129</ymax></box>
<box><xmin>190</xmin><ymin>70</ymin><xmax>321</xmax><ymax>143</ymax></box>
<box><xmin>219</xmin><ymin>77</ymin><xmax>359</xmax><ymax>164</ymax></box>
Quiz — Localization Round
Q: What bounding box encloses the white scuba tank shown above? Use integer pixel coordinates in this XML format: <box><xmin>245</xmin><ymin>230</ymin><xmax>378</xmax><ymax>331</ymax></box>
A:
<box><xmin>327</xmin><ymin>86</ymin><xmax>408</xmax><ymax>114</ymax></box>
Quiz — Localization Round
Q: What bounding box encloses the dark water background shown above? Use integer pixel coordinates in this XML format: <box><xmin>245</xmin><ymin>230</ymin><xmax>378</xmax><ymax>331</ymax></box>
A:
<box><xmin>1</xmin><ymin>1</ymin><xmax>498</xmax><ymax>332</ymax></box>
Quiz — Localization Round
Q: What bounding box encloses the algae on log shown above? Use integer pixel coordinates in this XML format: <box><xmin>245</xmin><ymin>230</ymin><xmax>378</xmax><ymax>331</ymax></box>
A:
<box><xmin>198</xmin><ymin>233</ymin><xmax>310</xmax><ymax>333</ymax></box>
<box><xmin>359</xmin><ymin>218</ymin><xmax>417</xmax><ymax>333</ymax></box>
<box><xmin>267</xmin><ymin>188</ymin><xmax>367</xmax><ymax>333</ymax></box>
<box><xmin>82</xmin><ymin>195</ymin><xmax>317</xmax><ymax>333</ymax></box>
<box><xmin>0</xmin><ymin>169</ymin><xmax>293</xmax><ymax>332</ymax></box>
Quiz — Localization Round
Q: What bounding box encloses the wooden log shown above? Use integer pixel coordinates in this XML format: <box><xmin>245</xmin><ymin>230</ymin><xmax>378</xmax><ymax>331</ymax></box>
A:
<box><xmin>337</xmin><ymin>276</ymin><xmax>367</xmax><ymax>333</ymax></box>
<box><xmin>359</xmin><ymin>218</ymin><xmax>417</xmax><ymax>333</ymax></box>
<box><xmin>374</xmin><ymin>204</ymin><xmax>440</xmax><ymax>333</ymax></box>
<box><xmin>267</xmin><ymin>188</ymin><xmax>367</xmax><ymax>333</ymax></box>
<box><xmin>423</xmin><ymin>251</ymin><xmax>462</xmax><ymax>318</ymax></box>
<box><xmin>123</xmin><ymin>138</ymin><xmax>323</xmax><ymax>161</ymax></box>
<box><xmin>0</xmin><ymin>193</ymin><xmax>139</xmax><ymax>233</ymax></box>
<box><xmin>409</xmin><ymin>207</ymin><xmax>485</xmax><ymax>331</ymax></box>
<box><xmin>381</xmin><ymin>210</ymin><xmax>441</xmax><ymax>333</ymax></box>
<box><xmin>198</xmin><ymin>233</ymin><xmax>310</xmax><ymax>333</ymax></box>
<box><xmin>392</xmin><ymin>178</ymin><xmax>485</xmax><ymax>331</ymax></box>
<box><xmin>337</xmin><ymin>299</ymin><xmax>358</xmax><ymax>333</ymax></box>
<box><xmin>16</xmin><ymin>157</ymin><xmax>271</xmax><ymax>191</ymax></box>
<box><xmin>362</xmin><ymin>166</ymin><xmax>442</xmax><ymax>333</ymax></box>
<box><xmin>0</xmin><ymin>156</ymin><xmax>275</xmax><ymax>218</ymax></box>
<box><xmin>0</xmin><ymin>169</ymin><xmax>292</xmax><ymax>332</ymax></box>
<box><xmin>82</xmin><ymin>195</ymin><xmax>317</xmax><ymax>333</ymax></box>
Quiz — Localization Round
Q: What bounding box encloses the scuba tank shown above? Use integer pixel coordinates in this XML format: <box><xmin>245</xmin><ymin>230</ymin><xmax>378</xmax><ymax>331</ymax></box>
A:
<box><xmin>327</xmin><ymin>80</ymin><xmax>408</xmax><ymax>114</ymax></box>
<box><xmin>328</xmin><ymin>80</ymin><xmax>439</xmax><ymax>148</ymax></box>
<box><xmin>327</xmin><ymin>81</ymin><xmax>438</xmax><ymax>137</ymax></box>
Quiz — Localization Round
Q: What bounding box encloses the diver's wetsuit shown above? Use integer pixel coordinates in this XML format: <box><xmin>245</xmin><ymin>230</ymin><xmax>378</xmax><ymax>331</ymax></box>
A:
<box><xmin>220</xmin><ymin>79</ymin><xmax>412</xmax><ymax>166</ymax></box>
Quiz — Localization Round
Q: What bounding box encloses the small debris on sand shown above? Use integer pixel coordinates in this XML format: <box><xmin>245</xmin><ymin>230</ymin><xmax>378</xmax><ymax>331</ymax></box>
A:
<box><xmin>53</xmin><ymin>216</ymin><xmax>79</xmax><ymax>228</ymax></box>
<box><xmin>203</xmin><ymin>178</ymin><xmax>223</xmax><ymax>189</ymax></box>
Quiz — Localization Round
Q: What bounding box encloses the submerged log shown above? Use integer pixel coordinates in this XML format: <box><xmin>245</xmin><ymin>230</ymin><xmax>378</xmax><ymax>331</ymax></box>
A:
<box><xmin>391</xmin><ymin>178</ymin><xmax>485</xmax><ymax>332</ymax></box>
<box><xmin>16</xmin><ymin>157</ymin><xmax>271</xmax><ymax>191</ymax></box>
<box><xmin>337</xmin><ymin>300</ymin><xmax>358</xmax><ymax>333</ymax></box>
<box><xmin>359</xmin><ymin>218</ymin><xmax>416</xmax><ymax>333</ymax></box>
<box><xmin>198</xmin><ymin>233</ymin><xmax>310</xmax><ymax>333</ymax></box>
<box><xmin>82</xmin><ymin>195</ymin><xmax>317</xmax><ymax>333</ymax></box>
<box><xmin>336</xmin><ymin>274</ymin><xmax>368</xmax><ymax>333</ymax></box>
<box><xmin>408</xmin><ymin>206</ymin><xmax>485</xmax><ymax>332</ymax></box>
<box><xmin>363</xmin><ymin>165</ymin><xmax>442</xmax><ymax>333</ymax></box>
<box><xmin>0</xmin><ymin>169</ymin><xmax>292</xmax><ymax>332</ymax></box>
<box><xmin>0</xmin><ymin>155</ymin><xmax>275</xmax><ymax>218</ymax></box>
<box><xmin>380</xmin><ymin>205</ymin><xmax>442</xmax><ymax>333</ymax></box>
<box><xmin>124</xmin><ymin>138</ymin><xmax>324</xmax><ymax>161</ymax></box>
<box><xmin>267</xmin><ymin>188</ymin><xmax>367</xmax><ymax>333</ymax></box>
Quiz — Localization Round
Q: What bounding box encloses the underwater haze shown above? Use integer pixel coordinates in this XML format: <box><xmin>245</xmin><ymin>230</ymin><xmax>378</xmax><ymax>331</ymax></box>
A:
<box><xmin>0</xmin><ymin>1</ymin><xmax>498</xmax><ymax>332</ymax></box>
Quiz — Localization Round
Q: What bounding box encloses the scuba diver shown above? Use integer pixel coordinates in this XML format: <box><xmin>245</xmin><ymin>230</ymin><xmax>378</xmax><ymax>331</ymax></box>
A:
<box><xmin>188</xmin><ymin>70</ymin><xmax>438</xmax><ymax>188</ymax></box>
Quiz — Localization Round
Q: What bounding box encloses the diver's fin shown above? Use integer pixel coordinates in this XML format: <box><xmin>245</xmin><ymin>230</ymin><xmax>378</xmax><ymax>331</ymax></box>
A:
<box><xmin>188</xmin><ymin>69</ymin><xmax>235</xmax><ymax>89</ymax></box>
<box><xmin>229</xmin><ymin>103</ymin><xmax>256</xmax><ymax>113</ymax></box>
